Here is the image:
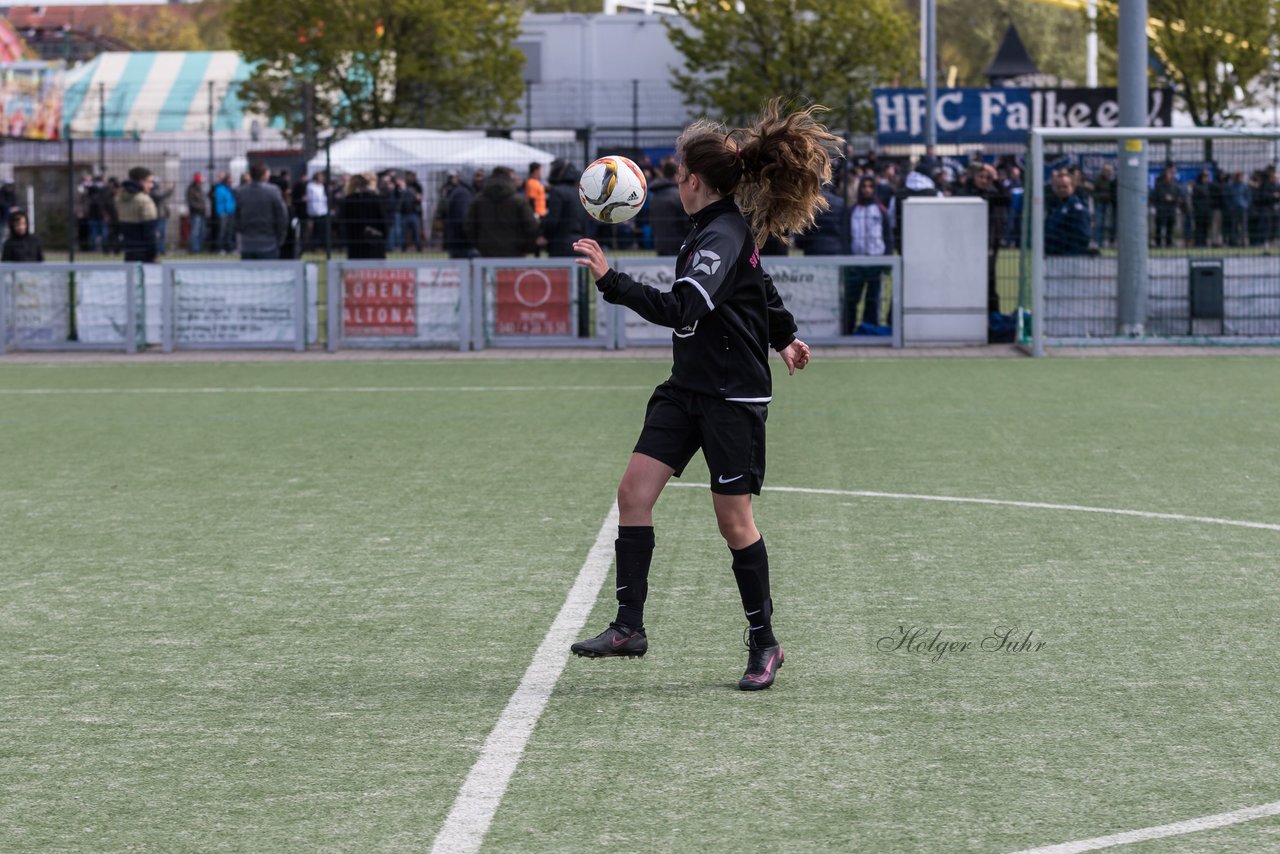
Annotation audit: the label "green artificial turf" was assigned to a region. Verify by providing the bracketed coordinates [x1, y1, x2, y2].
[2, 355, 1278, 852]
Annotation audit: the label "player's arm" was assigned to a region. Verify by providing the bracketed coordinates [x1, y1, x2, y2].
[575, 233, 735, 329]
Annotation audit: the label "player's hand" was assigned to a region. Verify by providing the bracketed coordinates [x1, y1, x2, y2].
[779, 338, 810, 375]
[573, 238, 609, 281]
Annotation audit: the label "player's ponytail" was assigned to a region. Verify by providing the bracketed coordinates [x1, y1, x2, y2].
[676, 99, 841, 247]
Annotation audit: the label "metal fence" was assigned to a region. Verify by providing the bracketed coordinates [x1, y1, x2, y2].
[4, 258, 907, 354]
[1024, 127, 1280, 354]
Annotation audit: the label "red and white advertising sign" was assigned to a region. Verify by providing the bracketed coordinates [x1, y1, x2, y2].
[494, 268, 571, 336]
[344, 268, 417, 336]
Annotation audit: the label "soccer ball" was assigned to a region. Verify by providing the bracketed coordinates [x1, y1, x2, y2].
[579, 155, 647, 224]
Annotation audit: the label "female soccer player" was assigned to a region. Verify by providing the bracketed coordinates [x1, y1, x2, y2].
[570, 100, 836, 690]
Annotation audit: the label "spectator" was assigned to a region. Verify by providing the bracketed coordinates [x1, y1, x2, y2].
[1151, 164, 1181, 248]
[648, 160, 688, 255]
[213, 173, 237, 254]
[793, 181, 845, 256]
[305, 171, 330, 252]
[338, 172, 387, 259]
[540, 158, 589, 257]
[442, 171, 475, 259]
[959, 162, 1010, 315]
[1092, 163, 1115, 248]
[73, 173, 89, 248]
[524, 161, 547, 221]
[186, 173, 209, 253]
[1257, 164, 1280, 244]
[271, 168, 291, 204]
[1224, 171, 1249, 247]
[234, 161, 289, 260]
[117, 166, 159, 263]
[400, 174, 423, 251]
[150, 178, 175, 255]
[1, 210, 43, 262]
[1191, 169, 1214, 247]
[380, 173, 402, 252]
[103, 178, 121, 254]
[465, 166, 538, 257]
[291, 171, 310, 243]
[843, 174, 894, 333]
[1045, 170, 1091, 256]
[1003, 164, 1024, 248]
[83, 175, 107, 252]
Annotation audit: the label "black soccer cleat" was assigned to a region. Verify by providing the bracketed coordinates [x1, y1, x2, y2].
[738, 636, 783, 691]
[571, 623, 648, 659]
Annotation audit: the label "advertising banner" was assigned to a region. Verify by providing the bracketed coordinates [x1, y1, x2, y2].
[873, 87, 1174, 145]
[494, 268, 571, 336]
[344, 267, 417, 336]
[612, 262, 674, 344]
[175, 269, 297, 344]
[9, 270, 67, 343]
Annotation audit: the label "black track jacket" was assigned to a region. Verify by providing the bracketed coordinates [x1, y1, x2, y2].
[594, 198, 798, 402]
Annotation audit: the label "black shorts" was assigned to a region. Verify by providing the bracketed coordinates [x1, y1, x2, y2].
[633, 383, 768, 495]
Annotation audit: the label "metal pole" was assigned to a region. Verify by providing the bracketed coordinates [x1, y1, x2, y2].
[324, 140, 332, 260]
[66, 129, 76, 262]
[1116, 0, 1149, 336]
[1087, 0, 1099, 88]
[526, 82, 533, 142]
[208, 80, 215, 176]
[1272, 1, 1278, 165]
[632, 79, 640, 153]
[924, 0, 937, 149]
[1030, 132, 1045, 357]
[97, 81, 106, 176]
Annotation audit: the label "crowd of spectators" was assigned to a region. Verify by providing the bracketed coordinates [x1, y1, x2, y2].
[11, 149, 1280, 266]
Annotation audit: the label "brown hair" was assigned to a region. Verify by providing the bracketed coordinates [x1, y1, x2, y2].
[676, 99, 841, 245]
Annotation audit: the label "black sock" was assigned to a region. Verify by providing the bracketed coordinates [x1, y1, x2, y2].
[613, 525, 654, 631]
[731, 537, 776, 647]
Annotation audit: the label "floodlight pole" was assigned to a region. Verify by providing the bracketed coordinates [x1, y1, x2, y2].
[1116, 0, 1149, 336]
[1086, 0, 1098, 88]
[924, 0, 937, 149]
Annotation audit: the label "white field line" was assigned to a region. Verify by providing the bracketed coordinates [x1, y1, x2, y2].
[429, 500, 619, 854]
[0, 385, 649, 395]
[1008, 799, 1280, 853]
[669, 483, 1280, 533]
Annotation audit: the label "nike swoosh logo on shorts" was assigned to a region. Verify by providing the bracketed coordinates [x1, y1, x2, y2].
[718, 474, 744, 484]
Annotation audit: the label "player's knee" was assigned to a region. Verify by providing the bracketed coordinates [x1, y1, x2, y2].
[616, 479, 655, 517]
[715, 516, 756, 546]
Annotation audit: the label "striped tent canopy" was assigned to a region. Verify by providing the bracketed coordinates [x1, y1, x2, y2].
[63, 51, 261, 138]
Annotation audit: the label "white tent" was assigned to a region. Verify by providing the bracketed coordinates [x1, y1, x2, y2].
[306, 128, 557, 180]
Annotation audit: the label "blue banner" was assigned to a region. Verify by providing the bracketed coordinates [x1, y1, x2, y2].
[873, 87, 1174, 145]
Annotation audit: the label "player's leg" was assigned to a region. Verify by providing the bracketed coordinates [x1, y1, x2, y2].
[611, 452, 674, 631]
[573, 387, 697, 660]
[703, 400, 782, 690]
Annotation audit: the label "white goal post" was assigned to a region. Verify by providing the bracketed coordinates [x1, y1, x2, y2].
[1027, 126, 1280, 356]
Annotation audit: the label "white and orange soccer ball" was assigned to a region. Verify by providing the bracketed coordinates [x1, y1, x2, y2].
[578, 155, 647, 224]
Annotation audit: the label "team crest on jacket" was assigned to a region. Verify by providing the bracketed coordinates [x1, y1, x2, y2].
[690, 249, 721, 277]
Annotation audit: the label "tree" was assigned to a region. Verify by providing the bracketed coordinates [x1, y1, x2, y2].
[665, 0, 917, 132]
[228, 0, 526, 139]
[937, 0, 1110, 88]
[523, 0, 600, 11]
[1097, 0, 1275, 128]
[192, 0, 234, 50]
[105, 7, 207, 52]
